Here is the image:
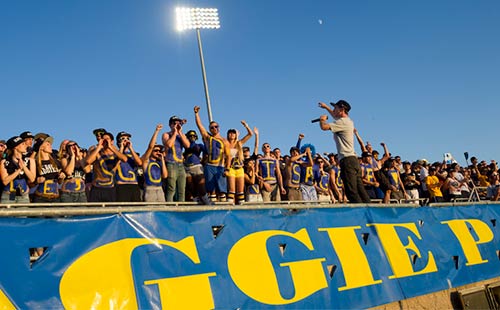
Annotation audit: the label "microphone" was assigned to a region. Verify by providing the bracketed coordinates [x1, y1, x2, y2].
[311, 116, 327, 123]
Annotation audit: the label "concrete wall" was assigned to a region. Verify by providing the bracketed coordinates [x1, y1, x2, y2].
[375, 277, 500, 310]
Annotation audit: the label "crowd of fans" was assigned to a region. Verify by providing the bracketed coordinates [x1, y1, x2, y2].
[1, 106, 498, 206]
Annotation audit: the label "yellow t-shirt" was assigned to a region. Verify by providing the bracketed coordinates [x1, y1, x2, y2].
[425, 175, 443, 198]
[478, 174, 490, 187]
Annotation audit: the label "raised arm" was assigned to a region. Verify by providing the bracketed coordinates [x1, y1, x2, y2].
[252, 127, 259, 157]
[354, 128, 368, 153]
[141, 124, 163, 163]
[304, 147, 313, 167]
[379, 142, 391, 164]
[318, 102, 335, 119]
[296, 133, 304, 149]
[239, 120, 253, 145]
[194, 106, 209, 140]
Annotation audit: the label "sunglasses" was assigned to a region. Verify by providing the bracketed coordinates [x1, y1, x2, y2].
[210, 125, 219, 129]
[263, 145, 270, 149]
[153, 149, 162, 153]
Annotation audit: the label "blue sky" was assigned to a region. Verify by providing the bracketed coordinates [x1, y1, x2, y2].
[1, 0, 499, 165]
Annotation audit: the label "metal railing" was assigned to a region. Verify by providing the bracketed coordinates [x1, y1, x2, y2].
[0, 199, 496, 217]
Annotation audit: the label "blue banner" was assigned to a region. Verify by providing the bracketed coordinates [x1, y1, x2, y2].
[1, 204, 500, 309]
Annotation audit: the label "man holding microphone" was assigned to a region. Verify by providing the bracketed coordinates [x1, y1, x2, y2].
[317, 100, 370, 203]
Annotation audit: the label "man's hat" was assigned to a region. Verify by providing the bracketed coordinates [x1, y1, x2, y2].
[169, 116, 183, 125]
[117, 131, 132, 141]
[93, 128, 107, 137]
[330, 100, 351, 112]
[20, 131, 34, 140]
[361, 151, 372, 158]
[153, 144, 164, 152]
[6, 136, 24, 149]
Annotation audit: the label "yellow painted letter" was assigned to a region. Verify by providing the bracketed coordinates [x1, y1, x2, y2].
[441, 219, 494, 266]
[368, 223, 437, 279]
[0, 289, 16, 310]
[319, 226, 382, 290]
[60, 237, 215, 309]
[144, 272, 217, 309]
[227, 229, 327, 305]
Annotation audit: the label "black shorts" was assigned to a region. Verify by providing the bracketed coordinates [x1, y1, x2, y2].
[116, 184, 142, 202]
[89, 186, 116, 202]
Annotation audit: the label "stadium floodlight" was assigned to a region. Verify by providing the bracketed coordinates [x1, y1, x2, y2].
[176, 7, 220, 123]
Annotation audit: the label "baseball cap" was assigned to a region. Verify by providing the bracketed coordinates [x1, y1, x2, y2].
[153, 144, 164, 152]
[169, 116, 183, 125]
[330, 100, 351, 112]
[93, 128, 107, 137]
[361, 151, 372, 157]
[20, 131, 34, 140]
[6, 136, 24, 149]
[117, 131, 132, 141]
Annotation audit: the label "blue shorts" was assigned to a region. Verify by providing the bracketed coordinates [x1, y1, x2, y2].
[204, 165, 227, 193]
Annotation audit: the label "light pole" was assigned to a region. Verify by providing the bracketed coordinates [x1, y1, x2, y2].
[176, 7, 220, 123]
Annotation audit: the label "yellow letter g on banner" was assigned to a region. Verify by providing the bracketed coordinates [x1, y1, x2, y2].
[59, 237, 211, 309]
[227, 229, 327, 305]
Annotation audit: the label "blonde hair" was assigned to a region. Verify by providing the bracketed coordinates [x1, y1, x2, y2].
[58, 140, 69, 161]
[36, 144, 60, 175]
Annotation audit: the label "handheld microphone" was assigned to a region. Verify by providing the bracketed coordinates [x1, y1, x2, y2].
[311, 116, 327, 123]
